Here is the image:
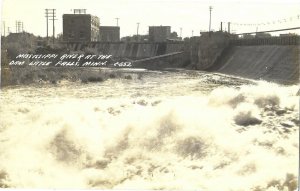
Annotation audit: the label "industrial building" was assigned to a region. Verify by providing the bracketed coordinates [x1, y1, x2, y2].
[63, 13, 100, 42]
[149, 26, 171, 42]
[99, 26, 120, 42]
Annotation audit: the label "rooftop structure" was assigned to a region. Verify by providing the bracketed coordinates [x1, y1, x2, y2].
[149, 26, 171, 42]
[63, 13, 99, 42]
[99, 26, 120, 42]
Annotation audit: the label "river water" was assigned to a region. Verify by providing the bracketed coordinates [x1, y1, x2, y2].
[0, 70, 298, 190]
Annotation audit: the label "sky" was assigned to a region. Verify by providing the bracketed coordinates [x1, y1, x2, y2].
[1, 0, 300, 38]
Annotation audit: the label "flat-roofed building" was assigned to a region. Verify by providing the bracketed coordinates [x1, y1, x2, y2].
[99, 26, 120, 42]
[63, 14, 99, 42]
[149, 26, 171, 42]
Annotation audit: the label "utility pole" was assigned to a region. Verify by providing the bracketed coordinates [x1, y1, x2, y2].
[45, 9, 49, 41]
[52, 9, 56, 44]
[14, 21, 22, 33]
[220, 22, 223, 32]
[115, 18, 119, 26]
[209, 6, 213, 32]
[137, 22, 140, 42]
[192, 30, 194, 36]
[228, 22, 231, 33]
[180, 27, 182, 38]
[18, 21, 20, 32]
[3, 21, 5, 36]
[16, 21, 22, 33]
[45, 9, 56, 44]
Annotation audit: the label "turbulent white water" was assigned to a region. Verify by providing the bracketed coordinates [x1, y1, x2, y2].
[0, 70, 298, 191]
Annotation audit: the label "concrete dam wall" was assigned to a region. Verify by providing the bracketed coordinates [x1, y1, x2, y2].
[207, 45, 300, 84]
[65, 42, 186, 59]
[64, 34, 299, 84]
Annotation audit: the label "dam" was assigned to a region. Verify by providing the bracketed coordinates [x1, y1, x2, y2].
[64, 41, 186, 59]
[63, 33, 300, 84]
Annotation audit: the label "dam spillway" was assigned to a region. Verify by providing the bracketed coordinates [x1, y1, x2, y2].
[207, 45, 299, 84]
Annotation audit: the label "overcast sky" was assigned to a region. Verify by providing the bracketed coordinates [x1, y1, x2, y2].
[1, 0, 300, 37]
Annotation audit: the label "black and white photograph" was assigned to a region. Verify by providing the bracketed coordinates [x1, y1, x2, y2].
[0, 0, 299, 190]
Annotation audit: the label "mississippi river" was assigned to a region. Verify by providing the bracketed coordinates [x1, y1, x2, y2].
[0, 70, 298, 191]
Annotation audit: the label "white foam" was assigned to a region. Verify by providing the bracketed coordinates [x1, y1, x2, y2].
[0, 78, 298, 190]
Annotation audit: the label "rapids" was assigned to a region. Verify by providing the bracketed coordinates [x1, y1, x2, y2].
[0, 70, 298, 191]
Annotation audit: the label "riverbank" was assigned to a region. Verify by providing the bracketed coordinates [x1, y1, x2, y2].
[0, 66, 140, 87]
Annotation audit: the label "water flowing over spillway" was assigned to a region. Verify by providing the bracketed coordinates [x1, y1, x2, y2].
[208, 45, 299, 84]
[0, 70, 298, 191]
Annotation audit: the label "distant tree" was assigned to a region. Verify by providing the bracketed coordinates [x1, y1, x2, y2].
[2, 32, 37, 59]
[1, 49, 9, 67]
[121, 36, 132, 42]
[184, 37, 190, 42]
[170, 32, 178, 39]
[5, 42, 24, 59]
[1, 49, 11, 86]
[56, 33, 63, 42]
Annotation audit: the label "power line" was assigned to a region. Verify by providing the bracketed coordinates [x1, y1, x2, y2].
[235, 27, 300, 35]
[229, 14, 300, 27]
[45, 9, 56, 44]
